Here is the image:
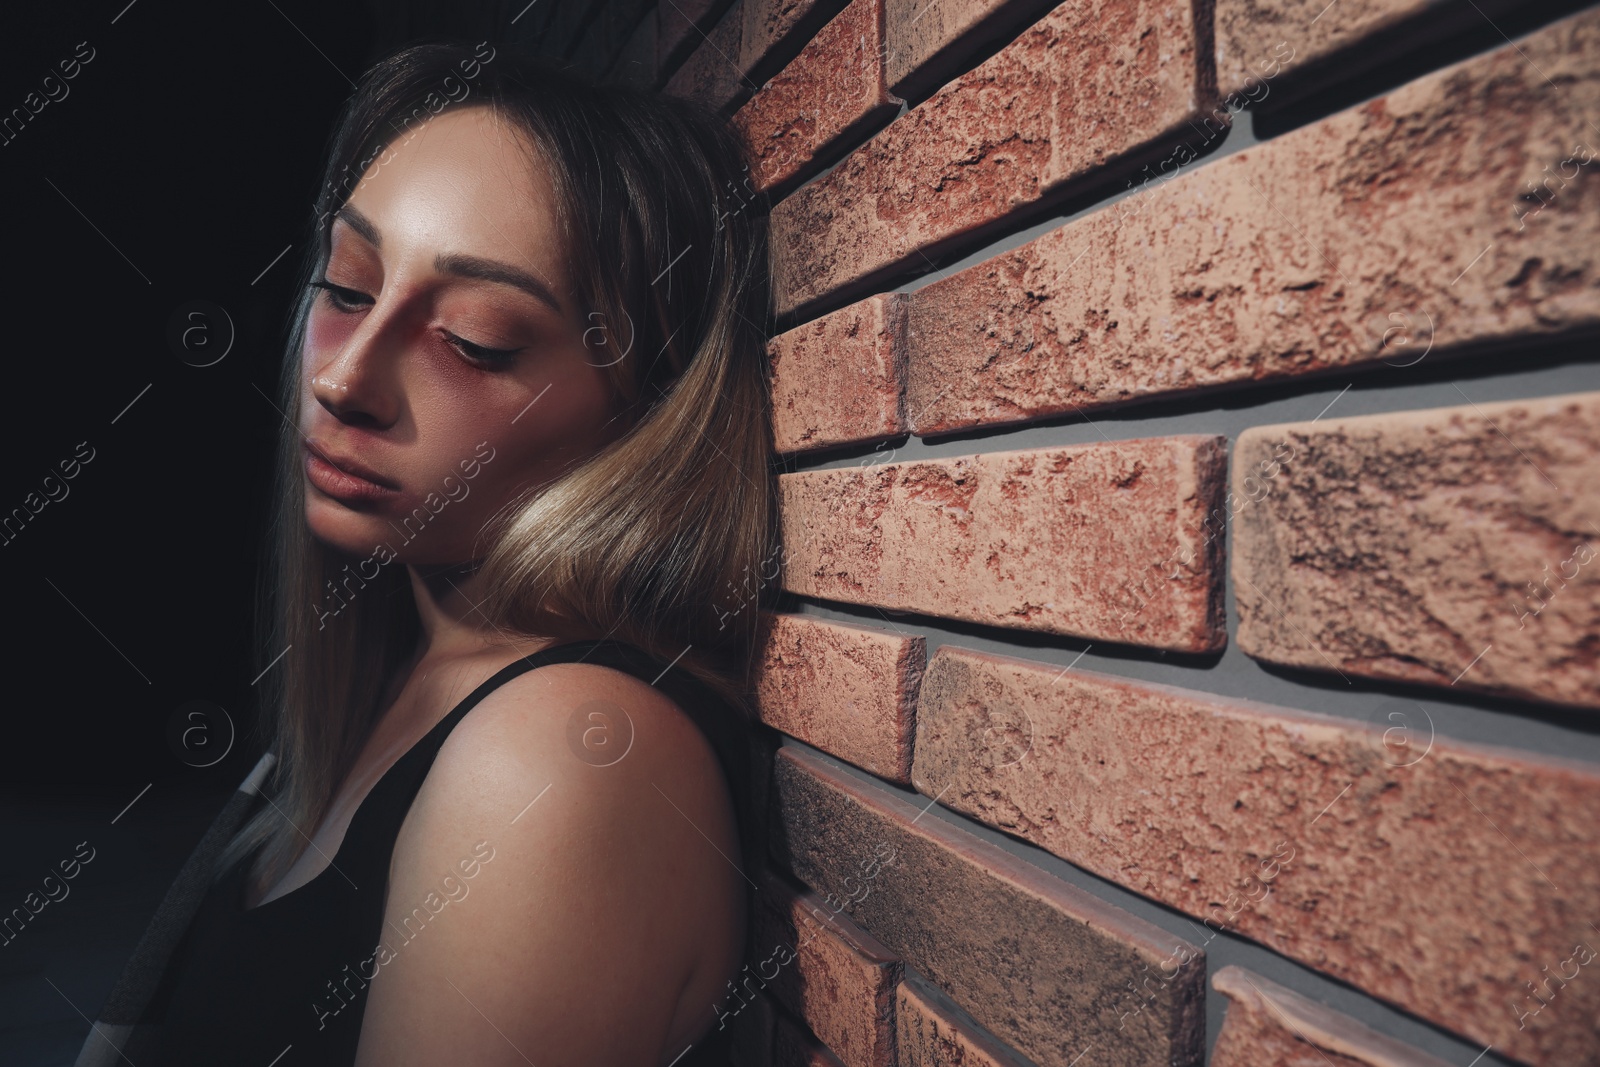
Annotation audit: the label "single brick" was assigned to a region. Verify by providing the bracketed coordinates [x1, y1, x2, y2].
[778, 437, 1229, 652]
[1213, 0, 1522, 101]
[770, 746, 1208, 1067]
[882, 0, 1059, 99]
[903, 9, 1600, 435]
[1210, 967, 1453, 1067]
[753, 869, 902, 1067]
[778, 1012, 852, 1067]
[911, 645, 1600, 1064]
[741, 0, 845, 78]
[769, 293, 909, 455]
[1233, 390, 1600, 709]
[664, 1, 752, 110]
[734, 0, 902, 194]
[754, 612, 923, 783]
[770, 0, 1208, 316]
[896, 974, 1037, 1067]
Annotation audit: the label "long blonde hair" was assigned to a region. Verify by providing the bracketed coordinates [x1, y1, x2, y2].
[217, 40, 777, 889]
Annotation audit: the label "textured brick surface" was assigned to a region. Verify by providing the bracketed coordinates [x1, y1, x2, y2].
[904, 9, 1600, 434]
[742, 0, 848, 79]
[778, 437, 1229, 652]
[1214, 0, 1382, 99]
[1210, 967, 1453, 1067]
[777, 1013, 852, 1067]
[754, 612, 923, 783]
[882, 0, 1058, 98]
[911, 645, 1600, 1065]
[770, 0, 1208, 316]
[734, 0, 901, 194]
[663, 0, 839, 109]
[664, 1, 751, 109]
[769, 294, 909, 455]
[1234, 390, 1600, 709]
[896, 975, 1036, 1067]
[1214, 0, 1519, 99]
[754, 870, 902, 1067]
[770, 746, 1208, 1067]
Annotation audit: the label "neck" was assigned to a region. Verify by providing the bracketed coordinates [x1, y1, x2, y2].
[405, 561, 507, 661]
[403, 560, 600, 664]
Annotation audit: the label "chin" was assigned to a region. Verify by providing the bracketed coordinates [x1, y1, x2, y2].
[304, 496, 395, 558]
[304, 494, 482, 568]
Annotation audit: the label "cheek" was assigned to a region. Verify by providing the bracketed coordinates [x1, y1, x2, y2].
[439, 425, 560, 513]
[407, 349, 496, 421]
[304, 305, 358, 365]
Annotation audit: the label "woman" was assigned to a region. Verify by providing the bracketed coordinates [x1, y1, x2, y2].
[78, 39, 777, 1067]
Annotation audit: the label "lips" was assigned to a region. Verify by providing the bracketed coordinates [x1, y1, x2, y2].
[303, 440, 400, 502]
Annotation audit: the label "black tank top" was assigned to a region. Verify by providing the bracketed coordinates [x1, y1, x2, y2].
[138, 638, 749, 1066]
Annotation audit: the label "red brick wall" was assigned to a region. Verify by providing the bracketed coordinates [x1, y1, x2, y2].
[577, 1, 1600, 1064]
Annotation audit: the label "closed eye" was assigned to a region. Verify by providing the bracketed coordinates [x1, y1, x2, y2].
[308, 278, 372, 313]
[309, 278, 522, 367]
[441, 330, 523, 366]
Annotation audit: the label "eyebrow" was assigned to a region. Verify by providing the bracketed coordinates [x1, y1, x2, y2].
[334, 204, 383, 248]
[434, 252, 566, 315]
[333, 204, 566, 315]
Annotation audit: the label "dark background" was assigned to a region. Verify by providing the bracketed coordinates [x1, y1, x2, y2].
[0, 0, 616, 803]
[0, 3, 623, 1062]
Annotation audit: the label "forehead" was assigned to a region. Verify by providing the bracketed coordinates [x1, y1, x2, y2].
[337, 105, 566, 275]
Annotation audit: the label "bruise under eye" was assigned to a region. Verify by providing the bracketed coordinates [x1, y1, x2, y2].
[304, 250, 539, 368]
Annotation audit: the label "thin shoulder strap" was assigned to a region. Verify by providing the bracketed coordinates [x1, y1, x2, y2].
[541, 639, 750, 776]
[407, 637, 751, 828]
[433, 637, 626, 734]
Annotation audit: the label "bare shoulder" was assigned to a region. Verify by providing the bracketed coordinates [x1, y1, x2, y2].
[428, 660, 741, 869]
[353, 658, 746, 1067]
[444, 658, 732, 796]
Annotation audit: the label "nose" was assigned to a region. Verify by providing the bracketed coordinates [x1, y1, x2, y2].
[308, 301, 404, 429]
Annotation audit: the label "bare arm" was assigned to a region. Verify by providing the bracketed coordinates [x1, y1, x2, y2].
[353, 662, 746, 1067]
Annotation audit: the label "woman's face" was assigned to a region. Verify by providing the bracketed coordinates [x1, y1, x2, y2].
[299, 104, 624, 566]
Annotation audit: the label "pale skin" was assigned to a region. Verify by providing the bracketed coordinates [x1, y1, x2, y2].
[250, 103, 746, 1065]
